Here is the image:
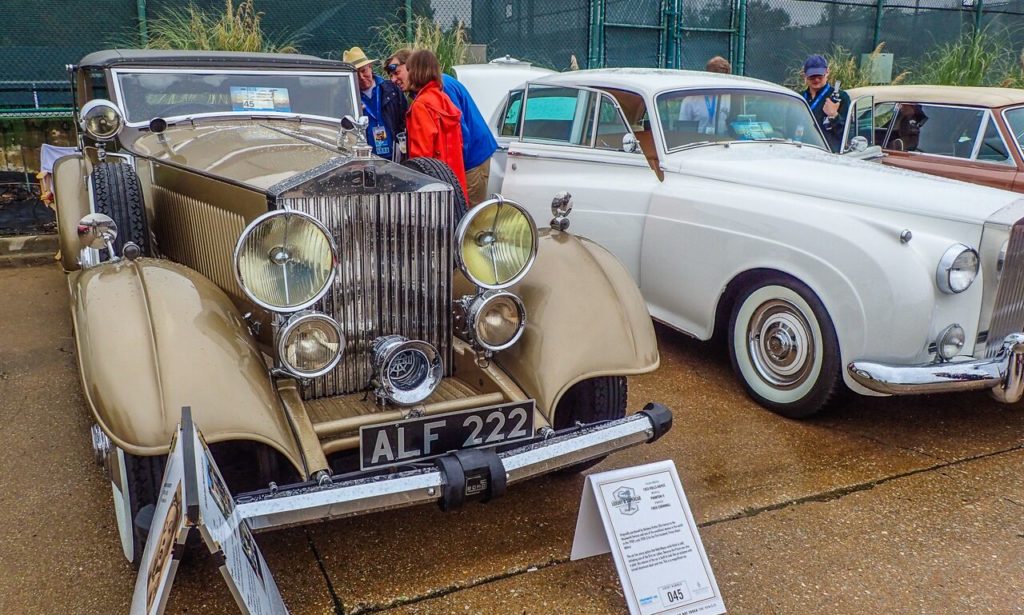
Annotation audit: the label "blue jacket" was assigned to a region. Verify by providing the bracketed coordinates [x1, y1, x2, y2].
[442, 74, 499, 170]
[361, 75, 408, 161]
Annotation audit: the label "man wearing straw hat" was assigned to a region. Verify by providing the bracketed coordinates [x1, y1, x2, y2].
[343, 46, 407, 161]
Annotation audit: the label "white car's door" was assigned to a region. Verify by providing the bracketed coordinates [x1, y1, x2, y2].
[498, 84, 659, 280]
[486, 89, 523, 196]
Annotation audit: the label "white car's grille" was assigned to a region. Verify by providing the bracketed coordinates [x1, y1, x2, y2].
[986, 219, 1024, 357]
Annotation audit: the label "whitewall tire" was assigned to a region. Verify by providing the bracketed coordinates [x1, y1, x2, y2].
[729, 276, 841, 418]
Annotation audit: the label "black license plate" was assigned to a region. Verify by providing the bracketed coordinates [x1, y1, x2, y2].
[359, 400, 536, 470]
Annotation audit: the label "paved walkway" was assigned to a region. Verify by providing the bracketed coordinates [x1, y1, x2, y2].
[1, 263, 1021, 614]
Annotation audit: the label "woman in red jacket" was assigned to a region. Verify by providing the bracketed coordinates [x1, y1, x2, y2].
[405, 50, 469, 202]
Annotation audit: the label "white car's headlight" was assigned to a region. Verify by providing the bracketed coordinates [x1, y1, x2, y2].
[234, 210, 337, 312]
[936, 244, 979, 294]
[79, 99, 124, 142]
[277, 312, 344, 378]
[455, 196, 538, 289]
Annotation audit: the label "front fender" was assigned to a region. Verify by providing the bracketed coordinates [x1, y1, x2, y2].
[493, 230, 659, 419]
[70, 258, 304, 475]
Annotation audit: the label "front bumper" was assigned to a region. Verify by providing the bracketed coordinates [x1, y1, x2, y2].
[848, 333, 1024, 403]
[236, 404, 672, 531]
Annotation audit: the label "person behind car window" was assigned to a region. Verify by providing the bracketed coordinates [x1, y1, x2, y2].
[893, 103, 928, 152]
[800, 54, 850, 153]
[387, 48, 498, 206]
[403, 50, 469, 202]
[343, 46, 407, 162]
[678, 56, 732, 135]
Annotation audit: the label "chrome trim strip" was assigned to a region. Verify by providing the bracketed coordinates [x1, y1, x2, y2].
[236, 412, 662, 532]
[848, 333, 1024, 401]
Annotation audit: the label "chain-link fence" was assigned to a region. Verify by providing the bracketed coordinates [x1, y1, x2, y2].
[2, 0, 1024, 175]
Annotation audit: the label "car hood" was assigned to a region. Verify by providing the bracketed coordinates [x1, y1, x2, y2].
[127, 121, 345, 192]
[663, 143, 1018, 224]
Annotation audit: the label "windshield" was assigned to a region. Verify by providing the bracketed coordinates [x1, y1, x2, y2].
[113, 69, 358, 125]
[656, 88, 827, 151]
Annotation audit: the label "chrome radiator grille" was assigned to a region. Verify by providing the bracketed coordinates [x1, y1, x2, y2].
[284, 190, 454, 398]
[986, 219, 1024, 357]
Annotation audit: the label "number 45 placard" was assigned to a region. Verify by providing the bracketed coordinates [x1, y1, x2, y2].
[571, 460, 726, 615]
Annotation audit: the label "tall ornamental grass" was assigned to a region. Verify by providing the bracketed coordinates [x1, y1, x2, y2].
[373, 16, 469, 75]
[144, 0, 299, 53]
[913, 26, 1006, 86]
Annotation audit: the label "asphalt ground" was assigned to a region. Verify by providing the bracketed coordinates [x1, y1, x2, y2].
[1, 262, 1022, 614]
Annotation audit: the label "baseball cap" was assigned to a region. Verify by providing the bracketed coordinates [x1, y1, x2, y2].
[803, 54, 828, 77]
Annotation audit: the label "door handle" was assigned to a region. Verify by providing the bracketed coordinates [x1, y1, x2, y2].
[508, 150, 539, 158]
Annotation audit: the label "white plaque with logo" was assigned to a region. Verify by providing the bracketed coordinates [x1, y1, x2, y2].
[571, 460, 725, 615]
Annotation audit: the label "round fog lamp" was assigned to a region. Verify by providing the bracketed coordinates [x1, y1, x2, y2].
[455, 196, 538, 290]
[371, 335, 443, 406]
[235, 210, 337, 312]
[936, 324, 965, 361]
[277, 312, 344, 377]
[465, 290, 526, 351]
[79, 99, 124, 142]
[936, 244, 979, 294]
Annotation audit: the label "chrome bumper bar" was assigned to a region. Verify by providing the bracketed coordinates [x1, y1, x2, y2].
[236, 404, 672, 531]
[848, 333, 1024, 403]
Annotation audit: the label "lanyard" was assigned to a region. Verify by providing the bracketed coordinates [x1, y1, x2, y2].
[806, 84, 831, 112]
[362, 83, 383, 124]
[704, 96, 717, 123]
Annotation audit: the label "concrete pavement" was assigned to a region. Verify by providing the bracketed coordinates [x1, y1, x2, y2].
[1, 263, 1021, 614]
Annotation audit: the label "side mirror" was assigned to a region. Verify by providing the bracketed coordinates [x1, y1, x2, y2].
[622, 133, 641, 154]
[77, 213, 118, 251]
[891, 138, 905, 152]
[848, 136, 869, 153]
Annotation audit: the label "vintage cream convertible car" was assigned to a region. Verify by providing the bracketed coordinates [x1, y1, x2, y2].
[479, 68, 1024, 418]
[54, 50, 672, 566]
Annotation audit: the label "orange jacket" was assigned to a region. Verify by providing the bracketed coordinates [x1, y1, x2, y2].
[406, 80, 469, 201]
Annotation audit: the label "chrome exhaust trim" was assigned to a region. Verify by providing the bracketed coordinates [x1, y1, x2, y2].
[236, 404, 672, 532]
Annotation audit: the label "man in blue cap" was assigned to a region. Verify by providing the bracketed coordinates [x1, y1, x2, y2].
[801, 54, 850, 153]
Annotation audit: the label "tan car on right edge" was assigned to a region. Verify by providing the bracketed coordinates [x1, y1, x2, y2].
[849, 85, 1024, 192]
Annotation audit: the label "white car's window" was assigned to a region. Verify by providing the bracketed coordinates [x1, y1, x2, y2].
[594, 95, 632, 151]
[882, 103, 984, 158]
[499, 90, 524, 137]
[521, 85, 598, 146]
[114, 69, 358, 124]
[655, 89, 827, 151]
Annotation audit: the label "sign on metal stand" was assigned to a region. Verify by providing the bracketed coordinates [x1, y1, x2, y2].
[129, 407, 289, 615]
[571, 460, 726, 615]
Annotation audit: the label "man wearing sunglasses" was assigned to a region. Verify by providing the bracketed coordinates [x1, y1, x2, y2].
[801, 54, 850, 153]
[343, 46, 408, 161]
[386, 49, 498, 206]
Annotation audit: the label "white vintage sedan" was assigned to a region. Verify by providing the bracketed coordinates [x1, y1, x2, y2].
[475, 67, 1024, 418]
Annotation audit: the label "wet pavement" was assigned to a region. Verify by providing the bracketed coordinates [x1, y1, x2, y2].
[1, 263, 1022, 614]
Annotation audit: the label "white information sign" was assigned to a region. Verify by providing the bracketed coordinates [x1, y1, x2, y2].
[130, 432, 188, 615]
[193, 433, 288, 615]
[571, 460, 725, 615]
[130, 408, 289, 615]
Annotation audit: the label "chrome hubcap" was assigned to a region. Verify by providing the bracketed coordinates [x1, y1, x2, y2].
[747, 299, 815, 389]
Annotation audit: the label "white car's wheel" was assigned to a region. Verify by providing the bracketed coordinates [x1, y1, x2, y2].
[729, 276, 840, 418]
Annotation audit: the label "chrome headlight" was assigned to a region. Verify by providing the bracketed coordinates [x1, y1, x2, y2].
[935, 324, 965, 361]
[936, 244, 979, 294]
[277, 312, 344, 378]
[371, 335, 443, 406]
[79, 99, 124, 142]
[458, 290, 527, 351]
[455, 196, 538, 289]
[234, 210, 337, 312]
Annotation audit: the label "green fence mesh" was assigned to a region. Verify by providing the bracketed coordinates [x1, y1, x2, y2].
[1, 0, 1023, 173]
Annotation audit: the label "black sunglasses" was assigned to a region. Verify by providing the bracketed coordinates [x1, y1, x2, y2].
[385, 62, 403, 75]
